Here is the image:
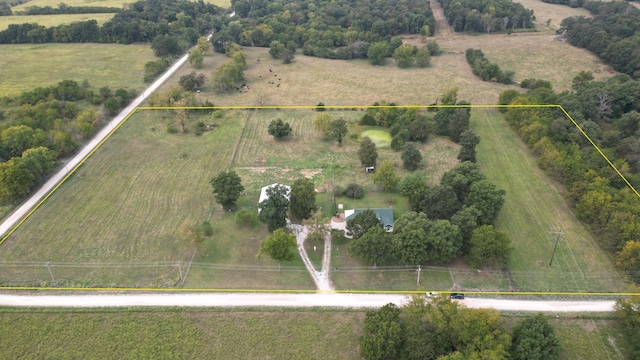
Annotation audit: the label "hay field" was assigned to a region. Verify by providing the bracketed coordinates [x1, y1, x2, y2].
[0, 43, 155, 96]
[0, 13, 115, 29]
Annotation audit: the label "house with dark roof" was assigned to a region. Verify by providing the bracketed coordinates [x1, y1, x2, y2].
[344, 208, 394, 232]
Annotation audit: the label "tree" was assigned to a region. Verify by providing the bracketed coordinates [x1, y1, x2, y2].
[360, 303, 403, 360]
[614, 296, 640, 359]
[0, 125, 35, 158]
[458, 130, 481, 162]
[330, 119, 348, 145]
[401, 143, 422, 171]
[374, 161, 399, 191]
[346, 209, 382, 240]
[268, 119, 293, 140]
[349, 226, 393, 267]
[393, 44, 416, 68]
[421, 185, 461, 220]
[465, 180, 506, 226]
[103, 97, 121, 115]
[400, 172, 428, 211]
[151, 34, 183, 57]
[451, 205, 481, 254]
[448, 108, 470, 143]
[290, 178, 316, 220]
[235, 209, 258, 228]
[210, 170, 244, 211]
[467, 225, 513, 269]
[441, 161, 486, 204]
[282, 48, 295, 64]
[511, 314, 560, 360]
[393, 212, 462, 265]
[188, 48, 204, 68]
[304, 210, 329, 243]
[367, 41, 388, 66]
[358, 136, 378, 167]
[616, 241, 640, 282]
[415, 46, 431, 67]
[21, 146, 56, 184]
[312, 113, 332, 139]
[196, 36, 212, 54]
[0, 158, 34, 204]
[269, 40, 285, 59]
[179, 72, 206, 92]
[257, 228, 297, 269]
[212, 60, 243, 92]
[177, 218, 203, 253]
[427, 41, 442, 56]
[258, 184, 290, 232]
[441, 86, 459, 105]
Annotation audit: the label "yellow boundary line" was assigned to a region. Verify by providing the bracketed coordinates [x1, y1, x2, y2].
[0, 286, 638, 296]
[0, 104, 638, 295]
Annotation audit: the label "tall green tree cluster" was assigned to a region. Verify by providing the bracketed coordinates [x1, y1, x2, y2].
[0, 0, 221, 45]
[561, 2, 640, 79]
[466, 49, 514, 84]
[212, 45, 247, 92]
[215, 0, 435, 62]
[360, 297, 560, 360]
[440, 0, 534, 33]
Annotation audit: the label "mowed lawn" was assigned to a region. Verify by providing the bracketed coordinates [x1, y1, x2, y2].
[0, 43, 155, 96]
[0, 13, 115, 29]
[0, 308, 364, 359]
[472, 109, 624, 292]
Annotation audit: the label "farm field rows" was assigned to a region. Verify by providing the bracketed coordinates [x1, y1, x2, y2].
[0, 43, 155, 96]
[0, 307, 627, 360]
[0, 13, 115, 29]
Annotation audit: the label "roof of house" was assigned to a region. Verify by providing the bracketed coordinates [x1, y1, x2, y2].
[258, 183, 291, 211]
[344, 208, 394, 228]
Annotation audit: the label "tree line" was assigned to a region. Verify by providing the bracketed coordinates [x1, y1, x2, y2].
[499, 73, 640, 283]
[361, 297, 560, 360]
[0, 80, 133, 206]
[14, 4, 122, 15]
[0, 0, 222, 47]
[439, 0, 535, 33]
[211, 0, 434, 61]
[465, 48, 514, 84]
[560, 1, 640, 79]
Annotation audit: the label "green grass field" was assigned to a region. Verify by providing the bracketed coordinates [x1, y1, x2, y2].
[0, 307, 627, 360]
[472, 109, 625, 293]
[0, 308, 364, 359]
[0, 43, 155, 96]
[0, 13, 115, 29]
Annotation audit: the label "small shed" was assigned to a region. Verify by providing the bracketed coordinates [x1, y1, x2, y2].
[258, 183, 291, 213]
[345, 208, 394, 232]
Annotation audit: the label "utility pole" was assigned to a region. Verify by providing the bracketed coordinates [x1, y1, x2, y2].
[548, 231, 563, 266]
[417, 265, 421, 286]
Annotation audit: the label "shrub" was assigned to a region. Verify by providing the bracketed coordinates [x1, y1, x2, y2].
[331, 229, 347, 245]
[198, 221, 213, 236]
[345, 183, 364, 199]
[235, 209, 257, 228]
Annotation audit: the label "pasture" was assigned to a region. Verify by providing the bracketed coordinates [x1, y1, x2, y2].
[0, 308, 364, 359]
[0, 43, 155, 96]
[0, 13, 115, 29]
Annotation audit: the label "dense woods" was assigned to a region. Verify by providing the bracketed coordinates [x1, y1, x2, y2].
[213, 0, 434, 60]
[0, 80, 134, 205]
[499, 73, 640, 283]
[560, 1, 640, 79]
[439, 0, 534, 33]
[0, 0, 222, 47]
